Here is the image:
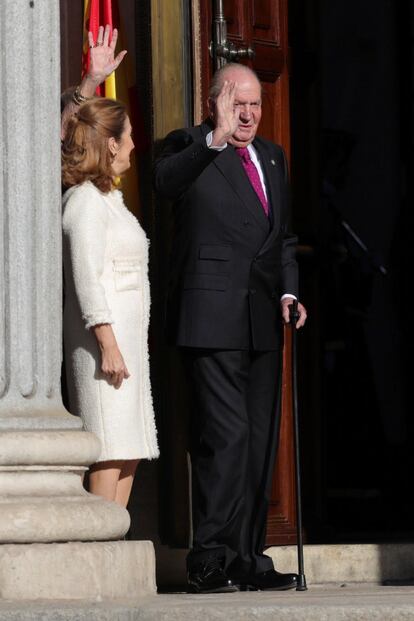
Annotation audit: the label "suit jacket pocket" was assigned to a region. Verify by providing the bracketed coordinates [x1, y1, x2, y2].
[184, 273, 229, 291]
[113, 258, 142, 291]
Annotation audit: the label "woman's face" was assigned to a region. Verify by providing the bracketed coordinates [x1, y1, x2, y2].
[111, 116, 134, 176]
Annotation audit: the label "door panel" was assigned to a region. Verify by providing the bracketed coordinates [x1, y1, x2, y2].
[223, 0, 244, 36]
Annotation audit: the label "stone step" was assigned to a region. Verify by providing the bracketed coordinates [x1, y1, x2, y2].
[267, 543, 414, 584]
[156, 543, 414, 588]
[1, 585, 414, 621]
[0, 541, 156, 601]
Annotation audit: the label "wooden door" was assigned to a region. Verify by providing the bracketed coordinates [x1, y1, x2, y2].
[196, 0, 297, 545]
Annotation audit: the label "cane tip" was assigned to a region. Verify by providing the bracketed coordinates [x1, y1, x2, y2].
[296, 575, 308, 591]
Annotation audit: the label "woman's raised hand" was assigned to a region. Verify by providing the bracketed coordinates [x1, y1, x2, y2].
[87, 25, 127, 87]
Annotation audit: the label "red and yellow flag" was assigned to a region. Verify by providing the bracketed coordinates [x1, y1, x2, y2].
[82, 0, 116, 98]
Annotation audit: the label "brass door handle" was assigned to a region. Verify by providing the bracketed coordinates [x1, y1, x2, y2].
[210, 0, 255, 69]
[213, 41, 255, 62]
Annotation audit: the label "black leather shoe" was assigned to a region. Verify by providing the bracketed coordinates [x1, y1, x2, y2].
[188, 557, 239, 593]
[235, 569, 298, 591]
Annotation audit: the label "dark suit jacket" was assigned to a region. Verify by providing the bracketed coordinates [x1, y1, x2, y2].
[154, 122, 299, 351]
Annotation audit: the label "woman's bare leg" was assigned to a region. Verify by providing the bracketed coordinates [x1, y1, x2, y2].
[89, 460, 124, 502]
[115, 459, 140, 507]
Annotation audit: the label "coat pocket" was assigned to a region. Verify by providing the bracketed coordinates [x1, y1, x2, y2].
[113, 258, 142, 292]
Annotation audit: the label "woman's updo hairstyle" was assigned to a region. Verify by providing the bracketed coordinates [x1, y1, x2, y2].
[62, 97, 127, 193]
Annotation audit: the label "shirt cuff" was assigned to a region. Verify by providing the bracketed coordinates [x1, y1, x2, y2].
[281, 294, 297, 301]
[206, 130, 227, 151]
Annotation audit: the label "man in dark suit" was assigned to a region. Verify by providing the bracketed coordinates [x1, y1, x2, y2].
[154, 63, 307, 593]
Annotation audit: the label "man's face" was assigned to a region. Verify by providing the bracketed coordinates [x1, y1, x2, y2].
[211, 70, 262, 148]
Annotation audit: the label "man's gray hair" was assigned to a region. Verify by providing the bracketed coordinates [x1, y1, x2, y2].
[208, 63, 262, 100]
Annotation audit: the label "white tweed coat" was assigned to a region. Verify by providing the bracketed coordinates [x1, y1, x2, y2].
[62, 181, 159, 462]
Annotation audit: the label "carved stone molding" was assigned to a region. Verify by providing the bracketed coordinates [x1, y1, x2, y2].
[0, 0, 65, 420]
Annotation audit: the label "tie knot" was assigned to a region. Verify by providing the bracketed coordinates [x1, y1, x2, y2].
[235, 147, 250, 163]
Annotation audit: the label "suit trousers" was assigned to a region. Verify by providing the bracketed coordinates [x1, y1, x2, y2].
[182, 348, 282, 576]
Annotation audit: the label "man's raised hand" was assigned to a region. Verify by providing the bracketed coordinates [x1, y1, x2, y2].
[211, 81, 240, 147]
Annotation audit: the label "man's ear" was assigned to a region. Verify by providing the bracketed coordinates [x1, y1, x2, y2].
[108, 136, 119, 156]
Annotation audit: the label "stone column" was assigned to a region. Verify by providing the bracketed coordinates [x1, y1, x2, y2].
[0, 0, 129, 542]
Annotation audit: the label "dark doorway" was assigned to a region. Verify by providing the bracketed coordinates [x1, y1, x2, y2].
[289, 0, 413, 542]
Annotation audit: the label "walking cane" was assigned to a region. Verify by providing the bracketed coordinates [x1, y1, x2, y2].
[289, 300, 307, 591]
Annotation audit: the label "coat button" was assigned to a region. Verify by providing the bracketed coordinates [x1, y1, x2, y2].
[249, 288, 257, 295]
[243, 220, 250, 225]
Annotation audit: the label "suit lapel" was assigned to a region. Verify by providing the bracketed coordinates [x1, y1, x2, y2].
[253, 138, 281, 236]
[213, 144, 270, 233]
[199, 123, 282, 238]
[197, 121, 269, 232]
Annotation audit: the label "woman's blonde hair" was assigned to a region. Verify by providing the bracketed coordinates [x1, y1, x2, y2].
[62, 97, 127, 193]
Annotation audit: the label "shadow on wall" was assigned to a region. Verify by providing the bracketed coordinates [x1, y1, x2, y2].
[128, 458, 189, 591]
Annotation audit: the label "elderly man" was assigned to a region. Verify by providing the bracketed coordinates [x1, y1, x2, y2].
[154, 63, 307, 594]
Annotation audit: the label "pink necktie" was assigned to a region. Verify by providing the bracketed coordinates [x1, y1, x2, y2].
[236, 147, 269, 217]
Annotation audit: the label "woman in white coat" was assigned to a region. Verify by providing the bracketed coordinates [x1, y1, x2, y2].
[61, 98, 159, 507]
